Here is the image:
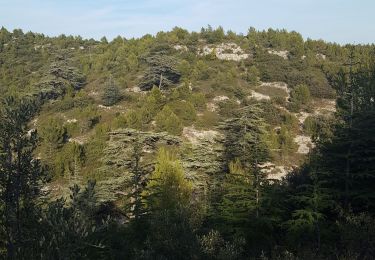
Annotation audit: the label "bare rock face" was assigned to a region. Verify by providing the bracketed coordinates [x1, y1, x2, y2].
[207, 102, 218, 112]
[294, 135, 315, 154]
[173, 45, 188, 52]
[316, 53, 327, 60]
[183, 126, 222, 145]
[296, 112, 311, 124]
[207, 95, 230, 112]
[127, 86, 142, 93]
[198, 43, 250, 61]
[68, 136, 87, 145]
[267, 49, 289, 60]
[258, 162, 293, 180]
[248, 90, 271, 101]
[66, 118, 78, 124]
[213, 95, 230, 102]
[315, 99, 336, 115]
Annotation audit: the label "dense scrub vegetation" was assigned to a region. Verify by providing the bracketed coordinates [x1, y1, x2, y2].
[0, 25, 375, 259]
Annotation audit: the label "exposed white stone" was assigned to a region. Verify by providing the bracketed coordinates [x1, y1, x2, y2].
[188, 82, 193, 91]
[66, 119, 78, 124]
[198, 43, 250, 61]
[27, 129, 36, 137]
[296, 112, 311, 124]
[207, 102, 218, 112]
[89, 91, 99, 96]
[267, 49, 289, 60]
[248, 90, 270, 101]
[270, 166, 290, 180]
[294, 135, 315, 154]
[173, 45, 188, 52]
[315, 99, 336, 115]
[68, 137, 86, 145]
[213, 95, 230, 102]
[98, 104, 112, 110]
[183, 126, 221, 145]
[127, 86, 142, 93]
[259, 162, 292, 180]
[316, 53, 327, 60]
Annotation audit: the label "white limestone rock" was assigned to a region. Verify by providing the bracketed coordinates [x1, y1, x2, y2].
[294, 135, 315, 154]
[267, 49, 289, 60]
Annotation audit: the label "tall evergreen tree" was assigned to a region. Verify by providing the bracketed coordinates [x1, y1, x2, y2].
[221, 104, 270, 220]
[0, 96, 44, 259]
[140, 54, 181, 91]
[101, 77, 122, 106]
[142, 148, 199, 259]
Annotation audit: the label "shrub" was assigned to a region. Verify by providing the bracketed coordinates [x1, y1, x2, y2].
[291, 84, 311, 104]
[196, 111, 220, 128]
[189, 93, 207, 110]
[169, 100, 197, 124]
[102, 79, 122, 106]
[114, 109, 142, 130]
[246, 66, 260, 85]
[155, 106, 183, 135]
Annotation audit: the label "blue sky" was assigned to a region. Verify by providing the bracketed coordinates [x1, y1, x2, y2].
[0, 0, 374, 44]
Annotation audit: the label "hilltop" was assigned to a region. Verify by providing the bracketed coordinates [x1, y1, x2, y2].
[1, 26, 375, 259]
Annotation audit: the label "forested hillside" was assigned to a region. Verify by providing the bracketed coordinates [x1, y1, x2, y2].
[0, 26, 374, 259]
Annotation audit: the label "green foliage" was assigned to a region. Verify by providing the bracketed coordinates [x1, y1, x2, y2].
[0, 96, 45, 259]
[278, 125, 296, 156]
[1, 25, 375, 259]
[139, 87, 166, 125]
[40, 181, 108, 259]
[169, 100, 197, 124]
[54, 142, 85, 178]
[140, 54, 181, 91]
[155, 105, 183, 135]
[36, 56, 85, 99]
[39, 117, 67, 162]
[101, 78, 122, 106]
[144, 147, 192, 211]
[114, 109, 142, 130]
[142, 148, 200, 259]
[289, 84, 311, 112]
[246, 65, 260, 85]
[196, 110, 220, 128]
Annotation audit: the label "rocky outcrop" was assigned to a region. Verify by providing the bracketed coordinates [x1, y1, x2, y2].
[294, 135, 315, 154]
[173, 45, 188, 52]
[248, 90, 271, 101]
[198, 43, 250, 61]
[316, 53, 327, 60]
[207, 95, 230, 112]
[267, 49, 289, 60]
[259, 162, 293, 180]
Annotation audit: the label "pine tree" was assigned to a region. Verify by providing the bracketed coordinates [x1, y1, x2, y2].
[125, 139, 146, 220]
[39, 117, 67, 161]
[101, 77, 122, 106]
[142, 148, 198, 259]
[155, 105, 183, 135]
[0, 96, 45, 259]
[223, 105, 270, 217]
[140, 54, 181, 91]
